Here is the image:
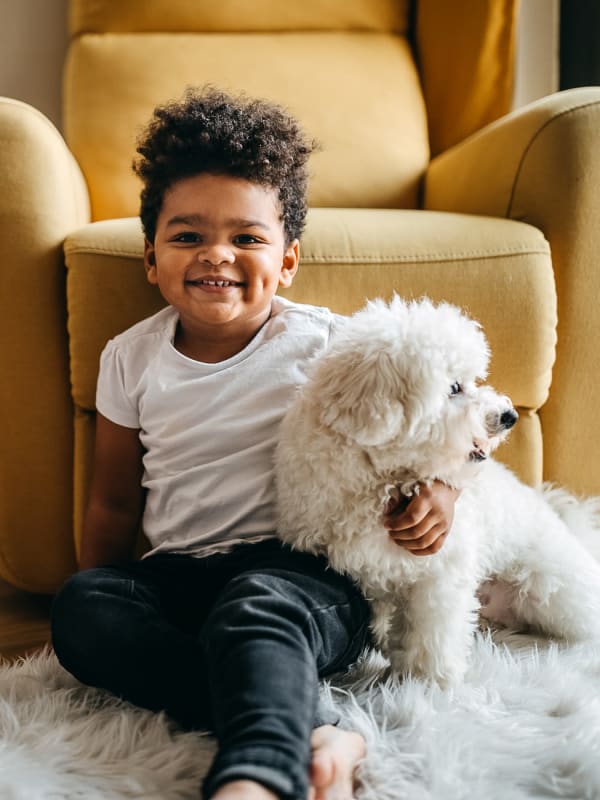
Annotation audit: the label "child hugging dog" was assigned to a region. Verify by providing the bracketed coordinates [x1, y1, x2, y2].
[51, 88, 460, 800]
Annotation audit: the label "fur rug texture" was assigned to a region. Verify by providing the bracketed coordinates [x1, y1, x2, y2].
[2, 634, 600, 799]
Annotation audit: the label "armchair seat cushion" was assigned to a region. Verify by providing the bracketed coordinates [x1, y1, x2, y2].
[66, 209, 554, 498]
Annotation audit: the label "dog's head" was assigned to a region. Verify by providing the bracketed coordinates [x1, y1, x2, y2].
[311, 296, 516, 482]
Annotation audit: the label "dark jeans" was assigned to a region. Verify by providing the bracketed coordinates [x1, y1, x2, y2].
[51, 539, 371, 800]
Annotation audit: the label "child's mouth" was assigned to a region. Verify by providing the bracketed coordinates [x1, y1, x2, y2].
[187, 279, 243, 288]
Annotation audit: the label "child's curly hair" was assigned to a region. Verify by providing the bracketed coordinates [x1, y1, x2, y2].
[133, 87, 318, 244]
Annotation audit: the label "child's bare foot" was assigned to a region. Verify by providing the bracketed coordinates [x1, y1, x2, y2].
[209, 726, 365, 800]
[309, 724, 366, 800]
[211, 779, 279, 800]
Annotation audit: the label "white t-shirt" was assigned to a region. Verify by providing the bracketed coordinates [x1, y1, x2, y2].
[96, 296, 335, 558]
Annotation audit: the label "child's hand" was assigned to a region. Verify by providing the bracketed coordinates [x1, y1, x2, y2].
[383, 481, 459, 556]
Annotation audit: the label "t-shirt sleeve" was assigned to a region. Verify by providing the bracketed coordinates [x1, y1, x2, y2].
[329, 311, 349, 339]
[95, 341, 140, 429]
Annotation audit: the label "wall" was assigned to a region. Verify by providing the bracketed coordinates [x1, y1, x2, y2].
[0, 0, 69, 129]
[513, 0, 560, 107]
[0, 0, 558, 133]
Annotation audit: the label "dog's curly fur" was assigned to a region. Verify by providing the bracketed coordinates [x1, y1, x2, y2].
[275, 296, 600, 685]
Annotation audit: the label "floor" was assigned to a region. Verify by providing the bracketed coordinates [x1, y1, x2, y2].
[0, 578, 52, 661]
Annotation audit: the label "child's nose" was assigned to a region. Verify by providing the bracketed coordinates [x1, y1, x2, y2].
[198, 243, 235, 265]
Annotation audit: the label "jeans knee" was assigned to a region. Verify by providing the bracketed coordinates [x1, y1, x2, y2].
[204, 572, 303, 637]
[51, 568, 132, 668]
[52, 570, 93, 629]
[203, 568, 370, 676]
[202, 572, 325, 675]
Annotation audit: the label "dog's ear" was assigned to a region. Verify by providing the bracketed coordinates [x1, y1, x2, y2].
[313, 346, 406, 447]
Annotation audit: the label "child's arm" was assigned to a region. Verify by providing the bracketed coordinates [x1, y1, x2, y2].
[78, 413, 145, 570]
[383, 481, 459, 557]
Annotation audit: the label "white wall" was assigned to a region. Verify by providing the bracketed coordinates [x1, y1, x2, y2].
[0, 0, 558, 131]
[0, 0, 69, 129]
[513, 0, 560, 108]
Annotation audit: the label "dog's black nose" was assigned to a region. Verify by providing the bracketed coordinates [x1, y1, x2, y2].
[500, 409, 518, 429]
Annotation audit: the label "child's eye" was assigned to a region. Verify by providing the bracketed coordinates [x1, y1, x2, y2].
[173, 232, 201, 243]
[234, 234, 261, 245]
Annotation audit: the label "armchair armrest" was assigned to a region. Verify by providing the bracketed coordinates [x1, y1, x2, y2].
[0, 98, 90, 591]
[425, 87, 600, 496]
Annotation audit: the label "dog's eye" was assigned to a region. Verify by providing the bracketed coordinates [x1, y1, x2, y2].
[450, 382, 463, 396]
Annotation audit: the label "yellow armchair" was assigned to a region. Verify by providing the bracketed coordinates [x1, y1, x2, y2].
[1, 0, 597, 593]
[425, 89, 600, 497]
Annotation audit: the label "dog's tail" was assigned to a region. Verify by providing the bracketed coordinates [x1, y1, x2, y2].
[541, 483, 600, 562]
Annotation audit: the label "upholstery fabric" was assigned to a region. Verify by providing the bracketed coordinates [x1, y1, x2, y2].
[426, 88, 600, 496]
[69, 0, 410, 34]
[65, 213, 554, 414]
[64, 32, 428, 220]
[416, 0, 517, 155]
[66, 0, 517, 212]
[0, 98, 88, 592]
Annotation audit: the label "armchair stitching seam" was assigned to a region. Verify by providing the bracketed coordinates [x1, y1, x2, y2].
[301, 248, 549, 263]
[65, 247, 549, 263]
[507, 99, 600, 218]
[65, 248, 143, 258]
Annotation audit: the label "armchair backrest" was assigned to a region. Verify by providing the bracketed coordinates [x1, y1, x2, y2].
[64, 0, 517, 222]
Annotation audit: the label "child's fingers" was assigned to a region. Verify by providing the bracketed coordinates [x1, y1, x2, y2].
[388, 518, 438, 544]
[384, 506, 427, 530]
[385, 501, 437, 533]
[391, 522, 448, 553]
[406, 531, 448, 556]
[383, 493, 411, 516]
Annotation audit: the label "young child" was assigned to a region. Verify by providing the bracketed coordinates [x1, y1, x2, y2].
[51, 88, 458, 800]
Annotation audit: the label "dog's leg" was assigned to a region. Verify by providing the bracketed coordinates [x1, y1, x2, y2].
[368, 597, 396, 652]
[505, 532, 600, 641]
[387, 573, 480, 687]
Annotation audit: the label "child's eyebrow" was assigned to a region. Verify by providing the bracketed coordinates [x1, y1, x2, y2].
[166, 214, 271, 231]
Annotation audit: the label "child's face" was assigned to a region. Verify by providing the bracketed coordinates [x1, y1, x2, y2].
[145, 173, 299, 337]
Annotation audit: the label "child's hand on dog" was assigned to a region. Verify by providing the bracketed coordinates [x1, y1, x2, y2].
[384, 481, 460, 556]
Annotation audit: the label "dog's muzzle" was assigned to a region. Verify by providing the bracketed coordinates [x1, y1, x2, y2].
[470, 407, 518, 461]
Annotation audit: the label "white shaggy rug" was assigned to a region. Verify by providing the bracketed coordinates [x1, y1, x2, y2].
[2, 633, 600, 799]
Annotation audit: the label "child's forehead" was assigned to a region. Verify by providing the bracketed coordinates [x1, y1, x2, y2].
[170, 171, 277, 195]
[158, 172, 284, 229]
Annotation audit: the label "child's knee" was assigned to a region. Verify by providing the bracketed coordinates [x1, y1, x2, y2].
[51, 568, 133, 665]
[203, 572, 307, 648]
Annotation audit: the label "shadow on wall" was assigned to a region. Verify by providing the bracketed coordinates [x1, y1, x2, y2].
[0, 0, 69, 130]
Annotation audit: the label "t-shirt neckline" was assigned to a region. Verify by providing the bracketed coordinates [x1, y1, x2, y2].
[165, 301, 283, 372]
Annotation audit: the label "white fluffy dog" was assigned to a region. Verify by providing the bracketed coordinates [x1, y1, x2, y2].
[275, 296, 600, 686]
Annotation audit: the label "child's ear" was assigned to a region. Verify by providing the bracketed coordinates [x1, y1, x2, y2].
[279, 239, 300, 288]
[144, 239, 158, 284]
